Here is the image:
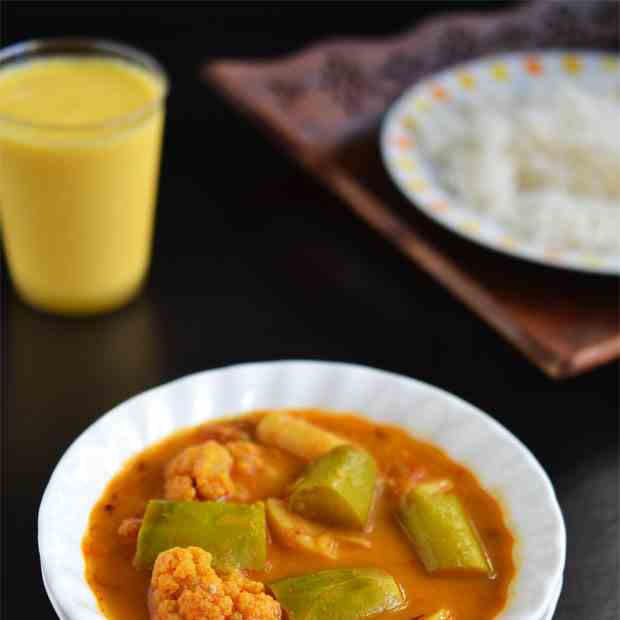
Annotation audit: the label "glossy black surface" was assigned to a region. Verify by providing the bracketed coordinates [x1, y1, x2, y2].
[2, 3, 618, 619]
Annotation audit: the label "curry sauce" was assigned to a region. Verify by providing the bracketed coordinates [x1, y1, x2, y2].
[83, 410, 515, 619]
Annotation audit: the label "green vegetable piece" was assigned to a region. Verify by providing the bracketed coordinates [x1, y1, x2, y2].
[289, 445, 377, 529]
[134, 500, 267, 570]
[399, 479, 494, 575]
[270, 568, 405, 620]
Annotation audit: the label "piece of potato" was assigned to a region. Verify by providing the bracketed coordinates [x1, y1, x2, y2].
[256, 412, 347, 461]
[399, 479, 494, 576]
[269, 567, 404, 620]
[266, 498, 371, 559]
[289, 445, 377, 530]
[134, 500, 267, 571]
[266, 498, 339, 559]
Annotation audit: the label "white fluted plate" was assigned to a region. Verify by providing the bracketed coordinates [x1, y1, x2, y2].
[39, 360, 565, 620]
[542, 578, 563, 620]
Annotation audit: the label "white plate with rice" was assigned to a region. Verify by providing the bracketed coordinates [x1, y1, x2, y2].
[381, 51, 620, 275]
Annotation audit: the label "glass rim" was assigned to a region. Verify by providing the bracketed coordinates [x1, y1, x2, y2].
[0, 37, 169, 132]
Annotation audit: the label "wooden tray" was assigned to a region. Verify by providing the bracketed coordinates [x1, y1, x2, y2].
[204, 0, 620, 378]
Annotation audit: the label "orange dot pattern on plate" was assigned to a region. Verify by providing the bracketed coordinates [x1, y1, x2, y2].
[525, 56, 543, 76]
[490, 63, 509, 81]
[430, 201, 449, 214]
[544, 248, 563, 260]
[582, 255, 604, 268]
[460, 220, 481, 235]
[458, 72, 476, 89]
[395, 157, 415, 173]
[406, 178, 428, 192]
[431, 85, 449, 101]
[393, 134, 413, 149]
[499, 235, 518, 249]
[414, 98, 431, 113]
[401, 115, 417, 130]
[562, 54, 582, 74]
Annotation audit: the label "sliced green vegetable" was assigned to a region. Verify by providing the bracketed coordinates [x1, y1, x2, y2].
[399, 479, 493, 575]
[289, 445, 377, 529]
[270, 568, 404, 620]
[134, 500, 266, 570]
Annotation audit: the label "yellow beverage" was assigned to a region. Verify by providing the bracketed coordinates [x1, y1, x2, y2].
[0, 41, 167, 315]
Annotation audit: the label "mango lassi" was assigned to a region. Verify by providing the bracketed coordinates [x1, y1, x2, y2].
[0, 45, 166, 315]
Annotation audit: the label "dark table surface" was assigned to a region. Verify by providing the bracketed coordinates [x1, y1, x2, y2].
[2, 2, 618, 619]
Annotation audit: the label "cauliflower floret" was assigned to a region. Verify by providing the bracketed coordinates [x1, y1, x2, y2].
[227, 441, 266, 477]
[163, 439, 295, 504]
[149, 546, 281, 620]
[164, 441, 235, 502]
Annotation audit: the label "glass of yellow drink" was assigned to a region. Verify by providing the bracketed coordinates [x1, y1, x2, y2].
[0, 39, 168, 315]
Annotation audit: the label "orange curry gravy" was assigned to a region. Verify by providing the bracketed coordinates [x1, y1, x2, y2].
[83, 410, 515, 619]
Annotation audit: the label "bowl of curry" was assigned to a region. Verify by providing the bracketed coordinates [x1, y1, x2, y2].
[39, 361, 565, 620]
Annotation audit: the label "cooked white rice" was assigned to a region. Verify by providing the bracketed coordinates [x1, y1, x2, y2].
[418, 80, 620, 256]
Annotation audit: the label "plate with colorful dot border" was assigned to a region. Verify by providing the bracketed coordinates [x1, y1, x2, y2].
[380, 51, 620, 276]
